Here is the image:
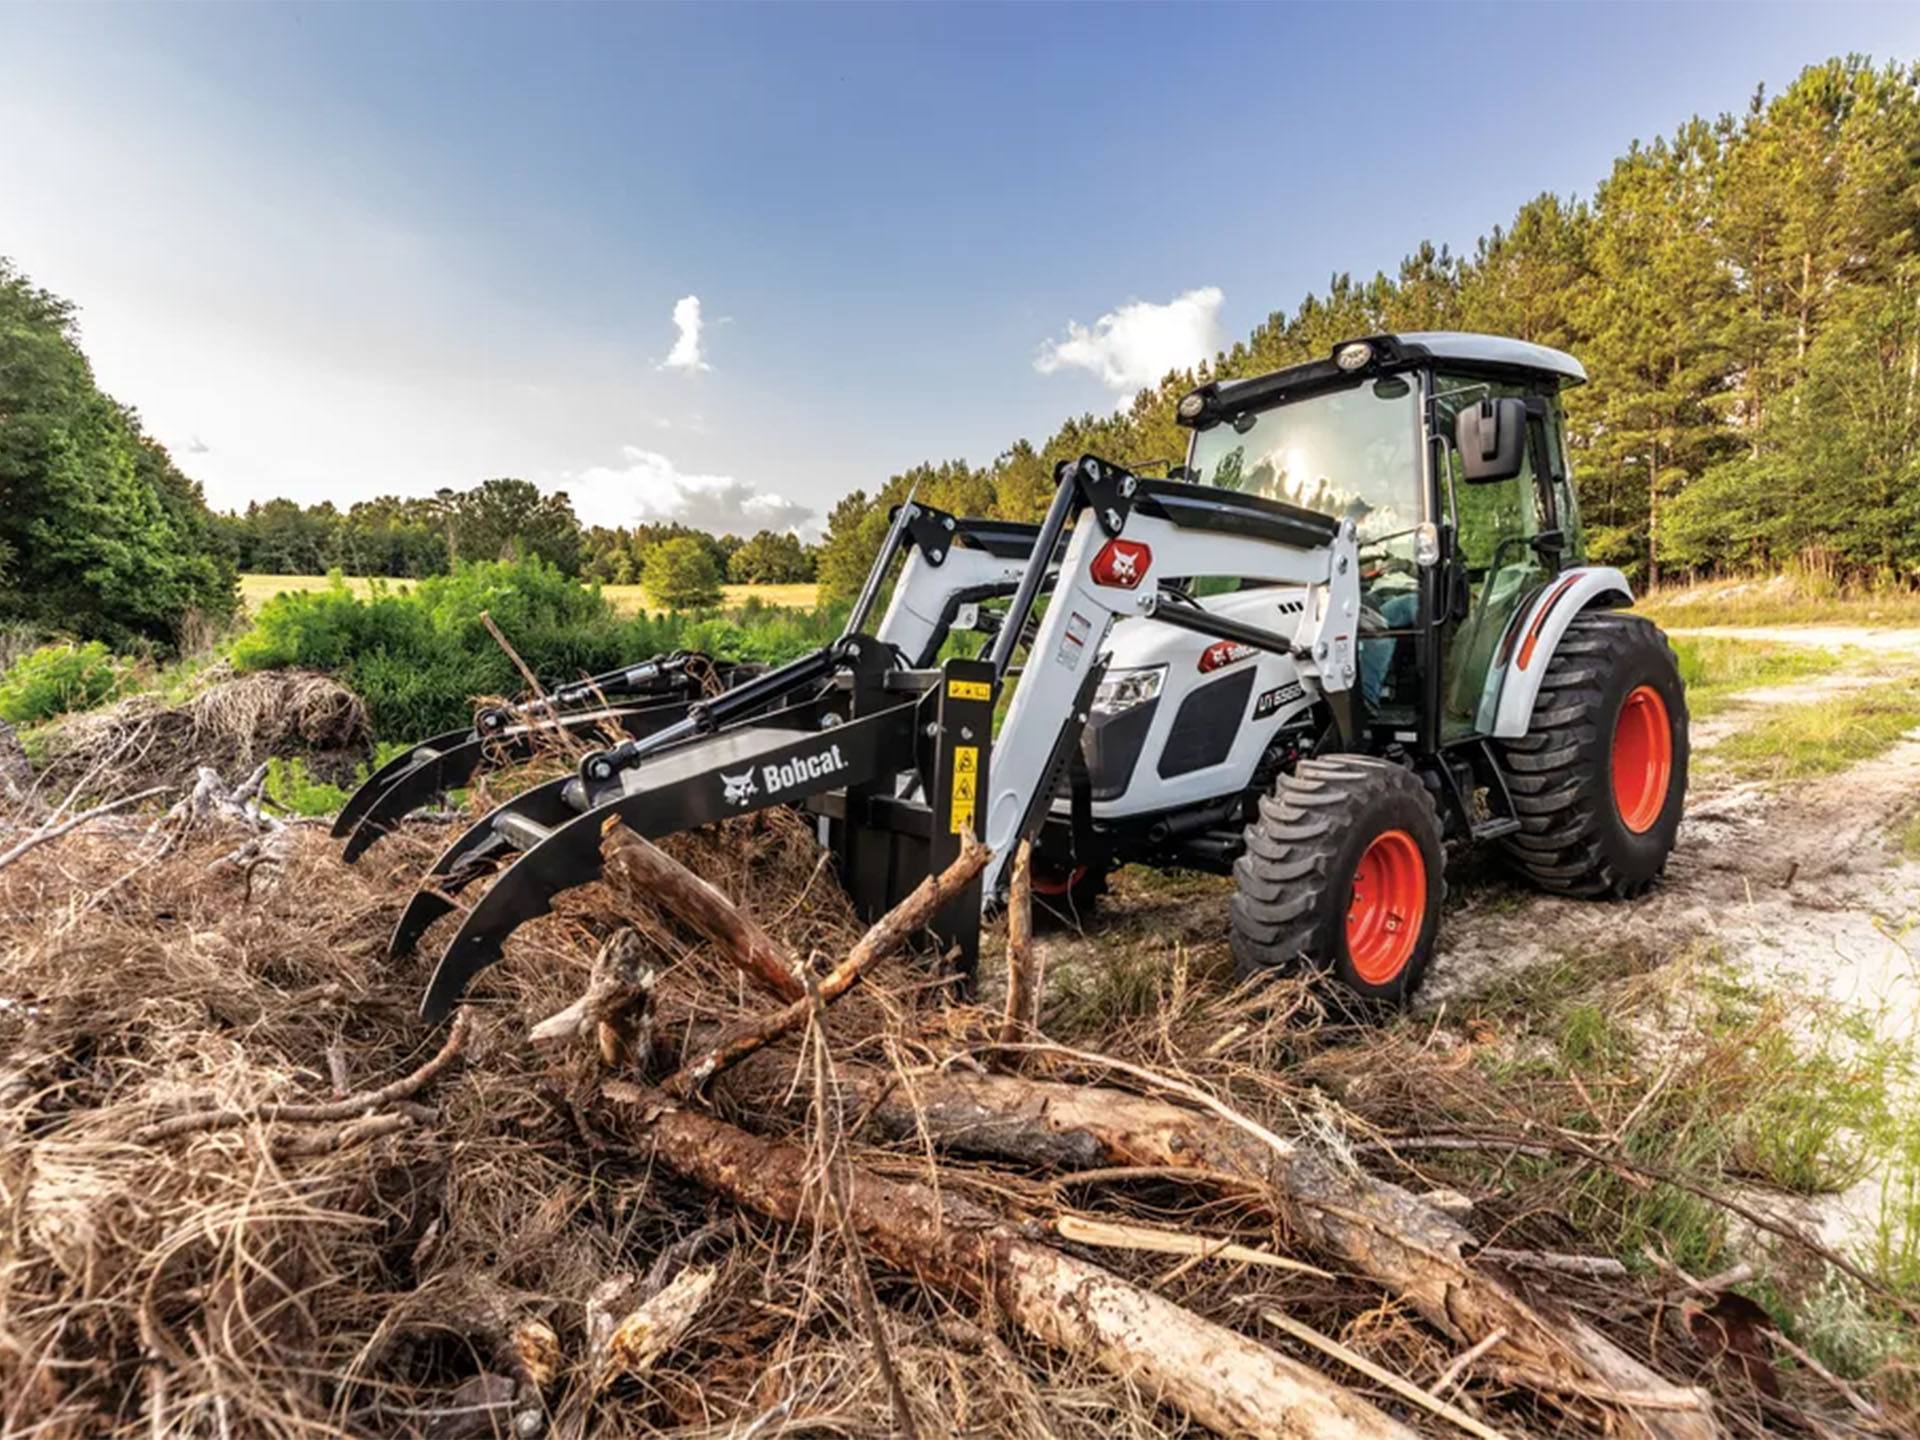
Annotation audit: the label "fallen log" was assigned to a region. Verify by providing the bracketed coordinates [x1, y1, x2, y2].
[601, 821, 806, 1003]
[603, 1084, 1417, 1440]
[822, 1063, 1720, 1440]
[665, 833, 990, 1097]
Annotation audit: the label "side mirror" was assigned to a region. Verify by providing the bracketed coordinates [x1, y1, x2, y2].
[1454, 397, 1527, 483]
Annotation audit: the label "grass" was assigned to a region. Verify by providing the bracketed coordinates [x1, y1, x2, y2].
[1669, 634, 1844, 718]
[1711, 684, 1920, 781]
[1394, 937, 1920, 1379]
[1895, 809, 1920, 860]
[1640, 574, 1920, 630]
[237, 574, 819, 616]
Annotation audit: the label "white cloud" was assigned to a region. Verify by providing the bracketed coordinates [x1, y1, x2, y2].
[660, 294, 709, 372]
[1034, 286, 1226, 397]
[568, 446, 813, 536]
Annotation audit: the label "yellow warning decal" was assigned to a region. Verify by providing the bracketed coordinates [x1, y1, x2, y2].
[947, 678, 992, 702]
[950, 745, 979, 833]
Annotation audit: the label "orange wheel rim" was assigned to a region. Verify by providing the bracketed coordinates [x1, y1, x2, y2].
[1032, 863, 1088, 898]
[1611, 685, 1672, 834]
[1347, 829, 1425, 985]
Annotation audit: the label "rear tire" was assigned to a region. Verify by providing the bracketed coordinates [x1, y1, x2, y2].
[1230, 757, 1444, 1008]
[1498, 611, 1689, 898]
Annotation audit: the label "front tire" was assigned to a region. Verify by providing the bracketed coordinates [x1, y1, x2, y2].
[1030, 857, 1110, 924]
[1230, 757, 1444, 1008]
[1498, 611, 1689, 897]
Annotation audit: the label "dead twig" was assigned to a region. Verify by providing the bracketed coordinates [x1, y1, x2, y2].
[802, 972, 919, 1440]
[479, 610, 550, 708]
[1477, 1247, 1629, 1279]
[134, 1011, 472, 1144]
[1054, 1213, 1330, 1278]
[1258, 1307, 1511, 1440]
[0, 785, 172, 873]
[1433, 1328, 1509, 1399]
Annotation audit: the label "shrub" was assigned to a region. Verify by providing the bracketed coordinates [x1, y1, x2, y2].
[643, 537, 724, 610]
[0, 641, 131, 724]
[229, 558, 837, 740]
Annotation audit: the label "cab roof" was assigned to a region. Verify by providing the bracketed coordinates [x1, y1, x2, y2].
[1179, 331, 1586, 429]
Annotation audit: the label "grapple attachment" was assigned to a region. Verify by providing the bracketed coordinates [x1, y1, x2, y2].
[397, 646, 999, 1023]
[410, 707, 910, 1020]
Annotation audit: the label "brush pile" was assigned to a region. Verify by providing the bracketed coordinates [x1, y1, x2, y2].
[0, 777, 1907, 1438]
[31, 665, 371, 795]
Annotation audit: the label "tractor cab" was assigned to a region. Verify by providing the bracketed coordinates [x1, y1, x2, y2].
[1177, 332, 1590, 752]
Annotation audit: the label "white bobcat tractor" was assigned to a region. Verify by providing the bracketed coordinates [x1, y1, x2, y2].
[365, 332, 1687, 1024]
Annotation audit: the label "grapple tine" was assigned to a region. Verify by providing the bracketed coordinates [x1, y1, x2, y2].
[419, 807, 607, 1022]
[344, 701, 699, 861]
[342, 733, 497, 862]
[387, 775, 584, 958]
[332, 728, 470, 837]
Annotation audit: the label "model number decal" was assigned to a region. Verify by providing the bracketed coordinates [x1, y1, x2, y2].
[1057, 610, 1092, 671]
[1252, 681, 1306, 720]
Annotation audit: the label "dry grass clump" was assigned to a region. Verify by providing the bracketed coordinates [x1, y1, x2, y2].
[34, 666, 371, 799]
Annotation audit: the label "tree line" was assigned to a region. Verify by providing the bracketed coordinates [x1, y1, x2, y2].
[217, 486, 818, 589]
[812, 56, 1920, 598]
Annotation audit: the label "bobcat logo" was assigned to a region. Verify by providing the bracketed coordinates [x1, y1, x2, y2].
[720, 769, 758, 807]
[1108, 548, 1139, 584]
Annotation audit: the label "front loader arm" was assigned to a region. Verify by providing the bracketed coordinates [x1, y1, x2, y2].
[977, 457, 1361, 902]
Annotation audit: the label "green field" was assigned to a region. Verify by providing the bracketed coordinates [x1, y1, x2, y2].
[238, 574, 819, 616]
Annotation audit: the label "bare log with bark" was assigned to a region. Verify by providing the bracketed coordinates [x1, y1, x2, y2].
[827, 1063, 1720, 1440]
[665, 833, 990, 1097]
[603, 1085, 1417, 1440]
[600, 822, 806, 1003]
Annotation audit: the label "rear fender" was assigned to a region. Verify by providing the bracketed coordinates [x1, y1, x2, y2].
[1485, 565, 1632, 738]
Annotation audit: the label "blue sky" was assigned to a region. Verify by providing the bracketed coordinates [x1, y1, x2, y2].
[2, 2, 1915, 537]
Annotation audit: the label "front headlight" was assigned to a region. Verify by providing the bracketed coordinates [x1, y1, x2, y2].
[1091, 665, 1166, 717]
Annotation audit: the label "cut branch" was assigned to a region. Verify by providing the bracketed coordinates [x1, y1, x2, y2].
[604, 1087, 1417, 1440]
[666, 833, 989, 1097]
[600, 822, 805, 1002]
[811, 1061, 1719, 1440]
[995, 839, 1039, 1053]
[135, 1011, 471, 1144]
[529, 928, 656, 1068]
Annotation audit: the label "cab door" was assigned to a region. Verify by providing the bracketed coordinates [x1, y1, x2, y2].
[1431, 377, 1562, 740]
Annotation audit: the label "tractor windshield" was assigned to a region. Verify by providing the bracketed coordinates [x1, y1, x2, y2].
[1186, 376, 1424, 547]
